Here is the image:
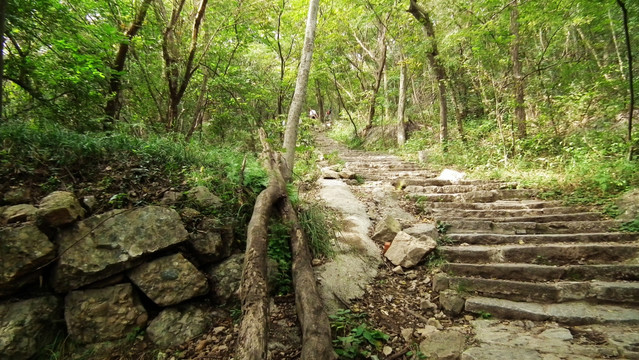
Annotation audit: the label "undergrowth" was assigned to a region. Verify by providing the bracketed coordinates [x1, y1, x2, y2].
[329, 309, 390, 359]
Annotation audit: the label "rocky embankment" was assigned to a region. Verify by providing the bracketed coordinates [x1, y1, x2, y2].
[0, 187, 247, 359]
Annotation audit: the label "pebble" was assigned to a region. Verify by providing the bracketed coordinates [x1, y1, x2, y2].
[312, 258, 322, 266]
[464, 315, 474, 321]
[383, 346, 393, 355]
[392, 266, 404, 274]
[401, 328, 414, 342]
[427, 318, 443, 330]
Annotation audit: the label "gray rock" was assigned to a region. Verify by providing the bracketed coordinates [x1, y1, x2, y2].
[385, 231, 437, 268]
[128, 253, 209, 306]
[3, 187, 31, 205]
[179, 207, 202, 222]
[81, 195, 98, 213]
[419, 329, 466, 359]
[404, 223, 439, 240]
[437, 169, 466, 184]
[189, 217, 232, 262]
[0, 296, 63, 360]
[161, 191, 183, 205]
[64, 283, 148, 344]
[146, 305, 212, 348]
[2, 204, 37, 223]
[440, 289, 466, 316]
[616, 189, 639, 221]
[540, 328, 573, 341]
[36, 191, 85, 227]
[339, 170, 357, 179]
[207, 254, 244, 304]
[52, 206, 188, 292]
[372, 215, 402, 244]
[187, 186, 222, 209]
[0, 223, 55, 294]
[321, 168, 341, 179]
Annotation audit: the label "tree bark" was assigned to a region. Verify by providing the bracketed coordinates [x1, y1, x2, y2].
[279, 200, 337, 360]
[282, 0, 319, 181]
[407, 0, 448, 146]
[104, 0, 153, 123]
[616, 0, 634, 158]
[0, 0, 7, 121]
[397, 57, 407, 146]
[511, 0, 526, 139]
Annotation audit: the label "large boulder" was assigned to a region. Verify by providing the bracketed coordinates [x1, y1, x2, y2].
[128, 253, 209, 306]
[64, 283, 148, 344]
[372, 215, 402, 244]
[0, 296, 63, 360]
[616, 189, 639, 222]
[52, 206, 188, 292]
[2, 187, 31, 205]
[36, 191, 85, 227]
[146, 305, 213, 348]
[189, 217, 233, 263]
[207, 254, 243, 304]
[385, 231, 437, 268]
[419, 329, 466, 360]
[0, 223, 55, 295]
[187, 186, 222, 209]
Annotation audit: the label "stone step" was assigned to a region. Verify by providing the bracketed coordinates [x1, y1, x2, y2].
[446, 232, 639, 245]
[436, 274, 639, 304]
[410, 189, 538, 203]
[393, 178, 503, 188]
[464, 296, 639, 325]
[438, 243, 639, 265]
[439, 212, 604, 224]
[362, 171, 438, 181]
[427, 200, 564, 210]
[427, 207, 590, 218]
[442, 263, 639, 282]
[443, 220, 622, 234]
[405, 183, 518, 194]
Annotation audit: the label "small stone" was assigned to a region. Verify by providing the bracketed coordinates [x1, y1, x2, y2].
[434, 311, 446, 319]
[213, 326, 226, 334]
[427, 318, 443, 330]
[540, 328, 573, 341]
[401, 328, 414, 342]
[392, 266, 404, 274]
[312, 258, 322, 266]
[406, 272, 417, 280]
[81, 196, 97, 213]
[161, 191, 183, 205]
[464, 315, 474, 321]
[383, 346, 392, 355]
[416, 325, 438, 337]
[420, 300, 437, 311]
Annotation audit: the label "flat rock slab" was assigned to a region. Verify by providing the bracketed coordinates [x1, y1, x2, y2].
[53, 206, 188, 292]
[465, 296, 639, 325]
[317, 179, 380, 313]
[2, 204, 37, 223]
[128, 253, 209, 306]
[0, 223, 55, 294]
[146, 305, 213, 348]
[65, 283, 148, 344]
[0, 296, 63, 360]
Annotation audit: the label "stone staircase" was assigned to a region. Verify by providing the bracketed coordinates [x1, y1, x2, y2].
[396, 178, 639, 325]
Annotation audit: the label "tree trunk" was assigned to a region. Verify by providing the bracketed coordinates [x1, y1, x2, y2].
[397, 57, 407, 146]
[616, 0, 634, 159]
[105, 0, 153, 123]
[279, 200, 337, 359]
[511, 0, 526, 139]
[365, 25, 387, 131]
[407, 0, 448, 146]
[316, 79, 324, 122]
[282, 0, 319, 181]
[0, 0, 7, 121]
[331, 68, 358, 135]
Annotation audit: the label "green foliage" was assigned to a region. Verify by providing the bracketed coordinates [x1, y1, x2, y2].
[436, 221, 451, 234]
[478, 311, 493, 319]
[298, 203, 337, 259]
[267, 220, 293, 295]
[329, 310, 390, 359]
[618, 218, 639, 233]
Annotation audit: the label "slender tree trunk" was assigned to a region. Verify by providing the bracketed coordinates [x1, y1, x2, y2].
[616, 0, 634, 159]
[450, 81, 466, 142]
[282, 0, 319, 181]
[276, 0, 288, 116]
[408, 0, 448, 146]
[315, 79, 324, 122]
[0, 0, 7, 121]
[365, 25, 387, 131]
[331, 68, 358, 135]
[511, 0, 526, 139]
[105, 0, 152, 123]
[397, 57, 407, 146]
[609, 10, 626, 80]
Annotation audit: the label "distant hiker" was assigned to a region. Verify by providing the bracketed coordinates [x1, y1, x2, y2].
[309, 109, 318, 119]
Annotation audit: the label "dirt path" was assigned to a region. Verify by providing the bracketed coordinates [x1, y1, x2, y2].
[313, 132, 639, 360]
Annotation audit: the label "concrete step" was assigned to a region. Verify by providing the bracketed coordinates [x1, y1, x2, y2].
[442, 220, 622, 234]
[442, 263, 639, 282]
[427, 200, 564, 210]
[427, 207, 591, 218]
[410, 189, 538, 203]
[439, 212, 604, 223]
[446, 232, 639, 245]
[435, 274, 639, 304]
[438, 243, 639, 265]
[464, 296, 639, 325]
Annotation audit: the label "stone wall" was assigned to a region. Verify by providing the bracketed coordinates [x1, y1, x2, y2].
[0, 188, 244, 359]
